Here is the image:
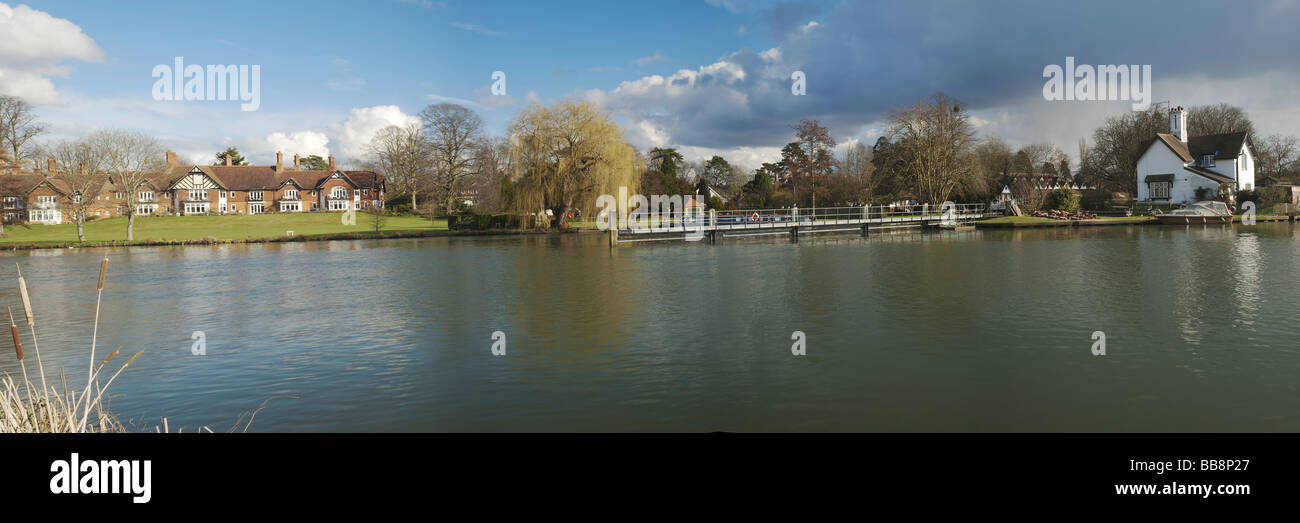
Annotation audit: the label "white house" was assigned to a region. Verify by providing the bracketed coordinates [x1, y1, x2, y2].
[1135, 106, 1255, 204]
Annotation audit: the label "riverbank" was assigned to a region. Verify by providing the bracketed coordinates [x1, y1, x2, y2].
[975, 214, 1293, 228]
[0, 213, 591, 251]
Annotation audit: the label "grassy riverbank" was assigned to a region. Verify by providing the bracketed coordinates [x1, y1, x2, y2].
[0, 213, 449, 247]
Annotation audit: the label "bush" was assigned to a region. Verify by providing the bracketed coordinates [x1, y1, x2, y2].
[1236, 187, 1289, 210]
[389, 203, 412, 214]
[1044, 187, 1080, 212]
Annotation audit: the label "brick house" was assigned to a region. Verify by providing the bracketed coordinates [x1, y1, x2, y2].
[165, 152, 386, 215]
[0, 151, 385, 224]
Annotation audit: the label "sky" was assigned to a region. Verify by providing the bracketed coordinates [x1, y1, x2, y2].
[4, 0, 1300, 171]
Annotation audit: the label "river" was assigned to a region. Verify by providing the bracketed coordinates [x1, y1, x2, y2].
[1, 223, 1297, 431]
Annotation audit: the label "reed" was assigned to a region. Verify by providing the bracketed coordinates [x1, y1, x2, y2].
[0, 259, 142, 432]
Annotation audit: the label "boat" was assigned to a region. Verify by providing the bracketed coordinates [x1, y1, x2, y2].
[1155, 201, 1233, 224]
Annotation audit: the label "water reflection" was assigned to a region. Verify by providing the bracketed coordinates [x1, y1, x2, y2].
[0, 223, 1297, 431]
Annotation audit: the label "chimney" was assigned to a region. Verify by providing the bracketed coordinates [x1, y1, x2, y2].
[225, 153, 233, 166]
[166, 150, 178, 171]
[1170, 106, 1188, 143]
[276, 151, 284, 171]
[328, 155, 335, 171]
[293, 154, 300, 170]
[47, 157, 56, 175]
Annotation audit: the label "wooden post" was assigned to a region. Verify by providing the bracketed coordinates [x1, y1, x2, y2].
[608, 226, 618, 248]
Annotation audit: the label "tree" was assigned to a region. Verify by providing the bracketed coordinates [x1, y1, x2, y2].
[88, 130, 165, 241]
[213, 146, 246, 165]
[1057, 158, 1071, 181]
[1188, 103, 1255, 137]
[50, 139, 104, 242]
[700, 155, 733, 188]
[1081, 107, 1165, 194]
[648, 147, 684, 178]
[1256, 134, 1299, 183]
[0, 94, 46, 166]
[739, 169, 775, 208]
[466, 136, 511, 213]
[300, 154, 329, 170]
[882, 92, 976, 204]
[420, 103, 485, 215]
[782, 119, 836, 206]
[366, 123, 433, 212]
[506, 99, 640, 229]
[971, 137, 1013, 199]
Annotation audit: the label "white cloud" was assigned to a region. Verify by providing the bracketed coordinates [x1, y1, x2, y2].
[264, 131, 330, 158]
[452, 22, 505, 37]
[328, 105, 421, 160]
[634, 52, 667, 66]
[425, 93, 477, 106]
[0, 2, 103, 104]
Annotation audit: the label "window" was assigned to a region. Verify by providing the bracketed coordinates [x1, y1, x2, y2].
[37, 195, 56, 207]
[249, 191, 264, 201]
[230, 191, 239, 199]
[279, 201, 300, 212]
[138, 191, 153, 202]
[331, 186, 348, 199]
[220, 204, 227, 213]
[220, 191, 226, 199]
[284, 189, 298, 200]
[250, 203, 264, 214]
[188, 189, 206, 201]
[1149, 181, 1171, 199]
[1201, 155, 1215, 167]
[3, 197, 20, 209]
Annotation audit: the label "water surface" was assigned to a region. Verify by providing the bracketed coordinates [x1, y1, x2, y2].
[1, 223, 1297, 431]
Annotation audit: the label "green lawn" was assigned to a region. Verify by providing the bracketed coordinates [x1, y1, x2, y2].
[0, 213, 447, 246]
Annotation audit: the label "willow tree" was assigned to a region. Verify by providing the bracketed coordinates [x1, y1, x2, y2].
[507, 99, 641, 229]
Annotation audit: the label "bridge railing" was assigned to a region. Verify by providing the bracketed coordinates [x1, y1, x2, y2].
[618, 203, 988, 232]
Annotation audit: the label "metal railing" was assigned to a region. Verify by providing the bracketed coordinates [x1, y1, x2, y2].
[618, 203, 989, 233]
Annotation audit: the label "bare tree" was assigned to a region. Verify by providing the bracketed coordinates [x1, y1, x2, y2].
[366, 123, 433, 212]
[1188, 103, 1256, 137]
[883, 92, 976, 204]
[420, 104, 484, 215]
[86, 130, 164, 241]
[0, 95, 47, 166]
[1256, 134, 1299, 183]
[50, 139, 104, 242]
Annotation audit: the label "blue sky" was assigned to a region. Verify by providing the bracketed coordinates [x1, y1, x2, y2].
[5, 0, 1300, 170]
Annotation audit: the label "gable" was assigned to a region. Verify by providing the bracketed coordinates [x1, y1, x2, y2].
[171, 170, 222, 190]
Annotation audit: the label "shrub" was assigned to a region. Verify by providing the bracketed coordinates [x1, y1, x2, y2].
[1044, 187, 1080, 212]
[1236, 187, 1289, 210]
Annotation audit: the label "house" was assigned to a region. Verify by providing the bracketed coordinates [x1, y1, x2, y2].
[165, 152, 386, 215]
[1135, 106, 1255, 204]
[0, 151, 386, 225]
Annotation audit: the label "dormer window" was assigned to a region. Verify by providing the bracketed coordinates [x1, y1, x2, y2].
[1201, 155, 1215, 167]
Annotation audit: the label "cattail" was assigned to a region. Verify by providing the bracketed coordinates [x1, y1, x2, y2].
[101, 349, 119, 366]
[16, 264, 33, 327]
[124, 351, 142, 367]
[97, 258, 108, 291]
[8, 307, 20, 361]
